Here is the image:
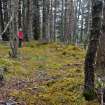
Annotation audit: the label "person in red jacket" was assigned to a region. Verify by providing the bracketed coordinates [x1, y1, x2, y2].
[18, 28, 23, 48]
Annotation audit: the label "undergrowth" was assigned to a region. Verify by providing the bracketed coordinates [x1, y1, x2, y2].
[0, 41, 99, 105]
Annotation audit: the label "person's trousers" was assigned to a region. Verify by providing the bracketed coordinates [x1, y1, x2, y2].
[19, 39, 22, 48]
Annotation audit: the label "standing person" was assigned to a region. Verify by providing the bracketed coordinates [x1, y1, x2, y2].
[18, 28, 23, 48]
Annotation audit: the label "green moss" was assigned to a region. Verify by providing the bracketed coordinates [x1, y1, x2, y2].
[0, 42, 99, 105]
[83, 89, 96, 101]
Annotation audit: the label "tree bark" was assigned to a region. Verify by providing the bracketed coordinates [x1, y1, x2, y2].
[0, 0, 4, 35]
[96, 0, 105, 74]
[32, 0, 40, 40]
[84, 0, 102, 100]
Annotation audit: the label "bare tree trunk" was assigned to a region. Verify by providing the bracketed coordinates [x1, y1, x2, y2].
[0, 0, 4, 36]
[42, 0, 49, 42]
[2, 0, 9, 41]
[53, 0, 57, 42]
[49, 0, 54, 42]
[96, 0, 105, 74]
[32, 0, 40, 40]
[9, 0, 18, 58]
[60, 0, 65, 42]
[84, 0, 102, 100]
[64, 0, 75, 44]
[18, 0, 22, 29]
[23, 0, 31, 41]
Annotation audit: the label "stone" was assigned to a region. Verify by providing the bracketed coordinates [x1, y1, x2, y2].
[5, 99, 16, 105]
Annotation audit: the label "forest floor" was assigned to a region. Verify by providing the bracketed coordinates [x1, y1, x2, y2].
[0, 41, 99, 105]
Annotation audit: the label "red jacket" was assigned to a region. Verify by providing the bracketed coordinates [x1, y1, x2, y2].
[18, 31, 23, 40]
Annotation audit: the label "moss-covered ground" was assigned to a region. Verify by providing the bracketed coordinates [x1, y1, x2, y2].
[0, 42, 99, 105]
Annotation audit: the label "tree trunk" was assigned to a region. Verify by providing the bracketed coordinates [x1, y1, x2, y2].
[0, 0, 4, 35]
[2, 0, 9, 41]
[18, 0, 22, 29]
[32, 0, 40, 40]
[9, 0, 18, 58]
[84, 0, 102, 100]
[96, 0, 105, 75]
